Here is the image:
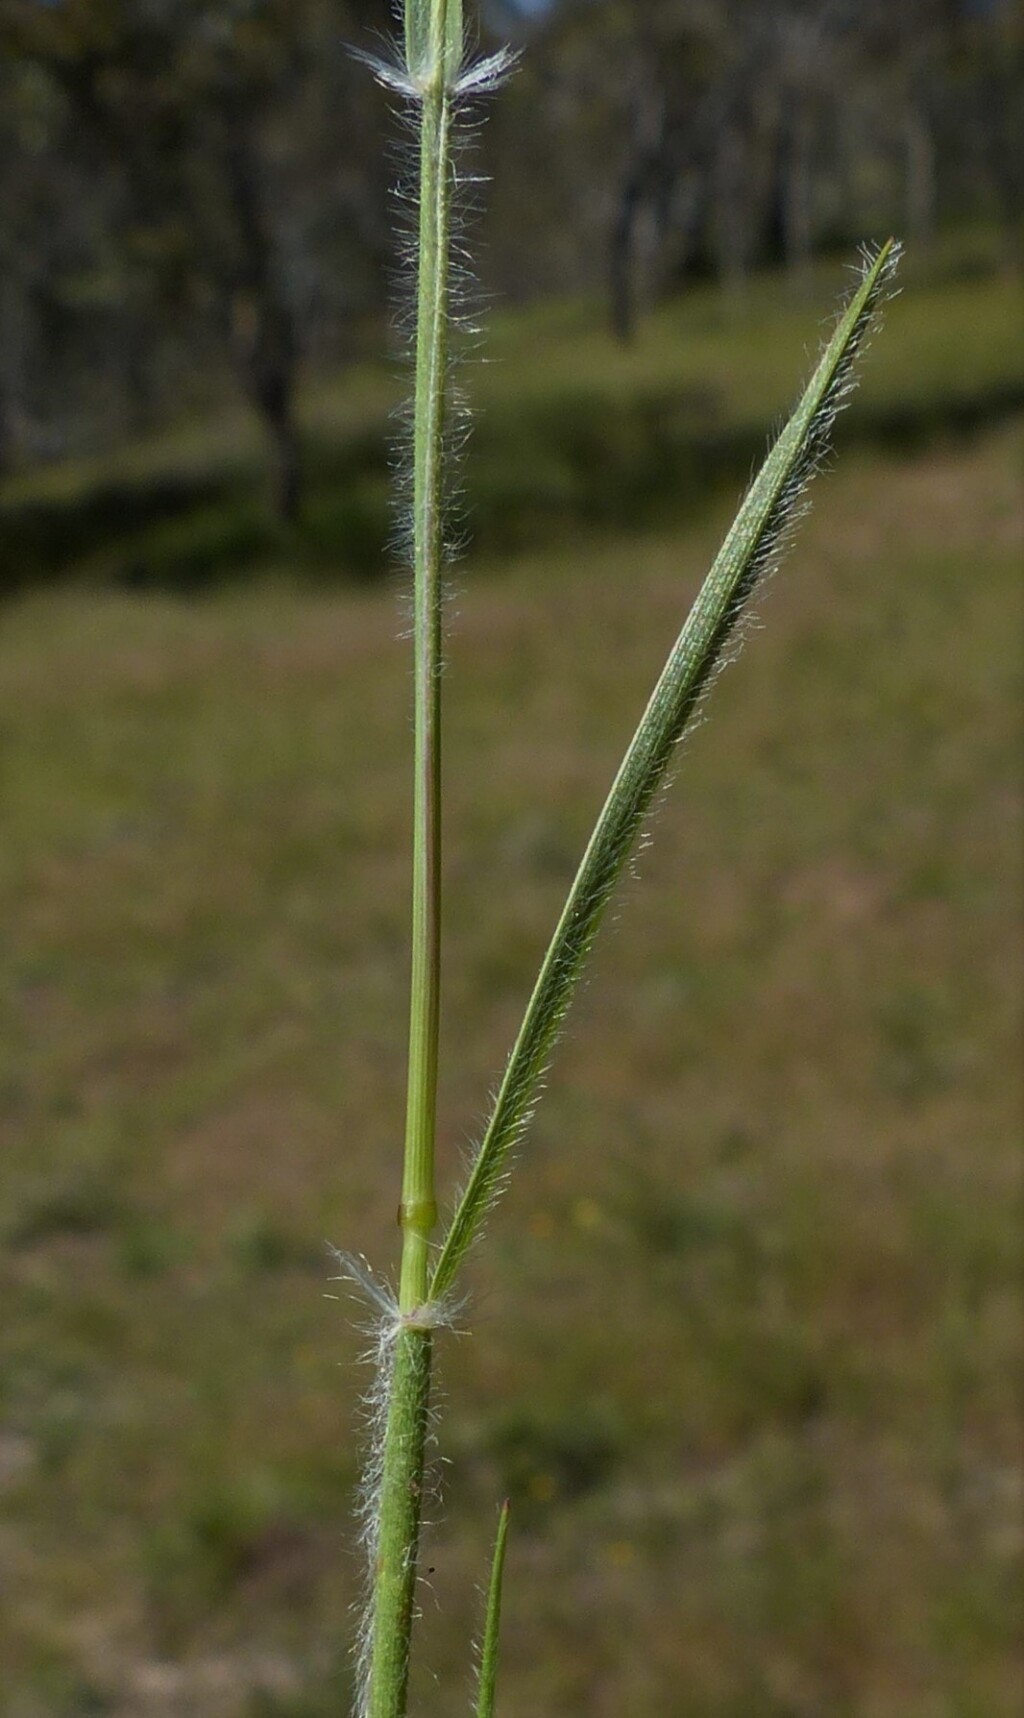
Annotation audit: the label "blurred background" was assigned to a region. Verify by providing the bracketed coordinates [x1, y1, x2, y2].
[1, 1, 1021, 1715]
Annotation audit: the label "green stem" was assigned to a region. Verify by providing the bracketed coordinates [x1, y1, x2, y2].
[364, 1326, 434, 1718]
[363, 12, 458, 1714]
[399, 67, 453, 1317]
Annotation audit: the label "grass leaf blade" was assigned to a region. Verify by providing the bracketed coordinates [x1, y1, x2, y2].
[476, 1500, 511, 1718]
[430, 239, 900, 1304]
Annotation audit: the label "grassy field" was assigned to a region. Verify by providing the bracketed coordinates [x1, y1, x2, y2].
[1, 274, 1022, 1714]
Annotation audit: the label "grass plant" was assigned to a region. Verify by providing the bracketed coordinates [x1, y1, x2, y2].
[2, 426, 1021, 1715]
[8, 13, 1018, 1718]
[344, 3, 899, 1714]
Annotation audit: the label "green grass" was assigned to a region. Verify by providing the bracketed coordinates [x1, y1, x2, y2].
[0, 407, 1020, 1713]
[2, 249, 1021, 590]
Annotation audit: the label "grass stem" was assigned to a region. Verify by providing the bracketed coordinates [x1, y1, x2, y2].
[357, 8, 897, 1709]
[399, 53, 454, 1318]
[362, 5, 460, 1713]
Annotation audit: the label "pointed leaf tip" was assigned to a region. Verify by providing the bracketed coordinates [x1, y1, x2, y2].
[475, 1500, 511, 1718]
[428, 240, 900, 1306]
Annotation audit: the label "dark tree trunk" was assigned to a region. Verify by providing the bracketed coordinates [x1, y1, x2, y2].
[610, 167, 644, 343]
[711, 122, 749, 292]
[0, 393, 13, 479]
[235, 293, 301, 525]
[0, 273, 24, 477]
[609, 79, 668, 343]
[222, 119, 302, 525]
[783, 102, 816, 286]
[904, 99, 936, 248]
[256, 356, 301, 527]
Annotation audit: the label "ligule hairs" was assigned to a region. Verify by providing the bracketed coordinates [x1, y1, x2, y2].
[359, 42, 515, 102]
[329, 1250, 460, 1713]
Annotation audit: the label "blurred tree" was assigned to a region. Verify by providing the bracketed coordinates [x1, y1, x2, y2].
[0, 0, 1018, 481]
[963, 0, 1024, 258]
[0, 50, 117, 471]
[491, 0, 1021, 338]
[1, 0, 392, 515]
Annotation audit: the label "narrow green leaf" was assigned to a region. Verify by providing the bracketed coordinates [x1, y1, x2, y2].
[430, 240, 900, 1304]
[476, 1500, 511, 1718]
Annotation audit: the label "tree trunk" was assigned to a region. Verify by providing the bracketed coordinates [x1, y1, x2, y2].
[261, 370, 300, 527]
[783, 102, 815, 287]
[609, 78, 668, 342]
[711, 122, 749, 293]
[610, 167, 645, 343]
[222, 118, 303, 525]
[246, 325, 300, 525]
[904, 99, 936, 248]
[0, 273, 24, 477]
[0, 390, 13, 479]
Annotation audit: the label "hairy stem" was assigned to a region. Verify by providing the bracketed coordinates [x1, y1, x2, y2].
[362, 4, 459, 1712]
[400, 70, 453, 1317]
[356, 4, 897, 1707]
[364, 1327, 434, 1718]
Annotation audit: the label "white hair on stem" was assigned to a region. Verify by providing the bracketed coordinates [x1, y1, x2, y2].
[339, 6, 899, 1714]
